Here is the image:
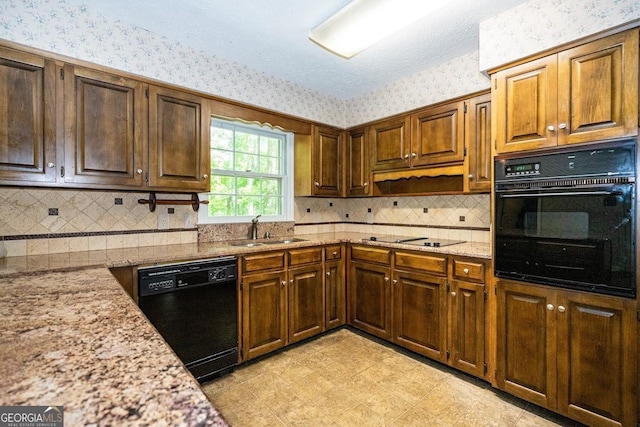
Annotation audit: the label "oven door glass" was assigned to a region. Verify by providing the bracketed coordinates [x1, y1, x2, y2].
[495, 184, 635, 297]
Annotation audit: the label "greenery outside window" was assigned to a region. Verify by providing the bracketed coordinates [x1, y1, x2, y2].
[198, 118, 294, 224]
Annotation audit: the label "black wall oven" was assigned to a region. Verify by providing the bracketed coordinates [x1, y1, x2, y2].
[494, 140, 636, 298]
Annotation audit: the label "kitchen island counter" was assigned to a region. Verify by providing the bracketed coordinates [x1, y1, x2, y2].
[0, 267, 228, 426]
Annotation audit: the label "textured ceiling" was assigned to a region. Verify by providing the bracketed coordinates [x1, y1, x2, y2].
[70, 0, 528, 100]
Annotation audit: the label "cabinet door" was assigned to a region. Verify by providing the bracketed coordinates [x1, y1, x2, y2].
[411, 101, 464, 167]
[496, 279, 557, 409]
[148, 85, 210, 191]
[63, 65, 145, 186]
[556, 291, 637, 427]
[0, 48, 57, 183]
[393, 270, 447, 361]
[494, 55, 558, 153]
[288, 264, 324, 344]
[325, 259, 345, 330]
[346, 127, 371, 196]
[558, 30, 639, 145]
[242, 271, 287, 360]
[313, 125, 342, 196]
[348, 261, 391, 339]
[465, 93, 491, 192]
[449, 280, 485, 378]
[370, 116, 411, 171]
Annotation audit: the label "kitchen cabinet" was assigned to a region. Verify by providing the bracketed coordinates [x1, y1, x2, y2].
[348, 245, 392, 339]
[0, 48, 57, 184]
[325, 244, 346, 330]
[346, 127, 371, 196]
[148, 85, 210, 191]
[312, 125, 342, 196]
[370, 116, 411, 171]
[497, 278, 637, 427]
[493, 29, 639, 154]
[464, 93, 491, 192]
[287, 247, 324, 344]
[410, 100, 465, 167]
[63, 65, 146, 186]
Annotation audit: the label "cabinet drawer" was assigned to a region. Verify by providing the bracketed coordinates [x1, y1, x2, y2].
[452, 259, 486, 283]
[351, 245, 391, 265]
[395, 251, 447, 276]
[242, 251, 286, 274]
[289, 247, 323, 267]
[325, 245, 342, 261]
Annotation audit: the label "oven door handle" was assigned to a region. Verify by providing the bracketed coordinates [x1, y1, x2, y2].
[499, 190, 618, 198]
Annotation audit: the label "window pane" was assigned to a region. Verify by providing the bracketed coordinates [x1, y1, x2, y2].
[211, 127, 233, 150]
[262, 178, 280, 196]
[260, 136, 281, 157]
[259, 156, 280, 174]
[209, 175, 235, 194]
[237, 196, 261, 216]
[237, 177, 261, 195]
[235, 152, 259, 172]
[235, 132, 259, 154]
[211, 149, 233, 171]
[207, 194, 236, 216]
[262, 196, 281, 215]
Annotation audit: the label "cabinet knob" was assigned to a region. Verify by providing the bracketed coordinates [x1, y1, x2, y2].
[558, 305, 566, 313]
[47, 162, 55, 168]
[326, 271, 331, 276]
[404, 154, 409, 159]
[203, 174, 208, 180]
[332, 251, 337, 256]
[547, 125, 556, 132]
[393, 279, 397, 285]
[363, 182, 369, 187]
[314, 181, 320, 187]
[451, 291, 456, 297]
[290, 279, 294, 284]
[281, 281, 286, 287]
[384, 277, 389, 282]
[546, 304, 554, 311]
[463, 268, 469, 274]
[468, 174, 473, 179]
[136, 168, 143, 175]
[558, 123, 567, 130]
[411, 152, 416, 158]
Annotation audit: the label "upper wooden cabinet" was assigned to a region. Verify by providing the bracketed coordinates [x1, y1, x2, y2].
[312, 125, 342, 196]
[411, 100, 465, 167]
[494, 29, 639, 153]
[0, 48, 57, 184]
[63, 65, 146, 187]
[148, 85, 210, 191]
[346, 127, 371, 196]
[370, 116, 411, 171]
[464, 93, 491, 192]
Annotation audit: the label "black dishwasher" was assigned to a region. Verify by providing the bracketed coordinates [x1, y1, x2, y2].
[138, 256, 238, 383]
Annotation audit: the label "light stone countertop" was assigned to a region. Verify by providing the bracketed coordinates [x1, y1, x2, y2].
[0, 231, 490, 425]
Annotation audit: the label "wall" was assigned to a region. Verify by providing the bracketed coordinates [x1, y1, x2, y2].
[479, 0, 640, 72]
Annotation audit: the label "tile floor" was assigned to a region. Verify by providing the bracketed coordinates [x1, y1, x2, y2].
[202, 328, 585, 427]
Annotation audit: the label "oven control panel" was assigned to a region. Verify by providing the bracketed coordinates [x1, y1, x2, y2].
[505, 162, 540, 177]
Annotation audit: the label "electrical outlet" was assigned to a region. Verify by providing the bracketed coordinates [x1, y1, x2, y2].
[158, 212, 170, 230]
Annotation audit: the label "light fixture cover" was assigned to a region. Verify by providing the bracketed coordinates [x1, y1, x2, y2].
[309, 0, 450, 59]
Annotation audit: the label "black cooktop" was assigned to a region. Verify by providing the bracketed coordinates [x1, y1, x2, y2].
[364, 236, 466, 248]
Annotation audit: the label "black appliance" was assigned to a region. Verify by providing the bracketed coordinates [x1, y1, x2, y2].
[494, 140, 636, 298]
[365, 236, 466, 247]
[138, 256, 238, 382]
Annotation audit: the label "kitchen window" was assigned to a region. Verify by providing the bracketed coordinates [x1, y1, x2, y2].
[198, 118, 294, 224]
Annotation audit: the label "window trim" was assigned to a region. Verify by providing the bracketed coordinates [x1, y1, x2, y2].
[197, 119, 294, 225]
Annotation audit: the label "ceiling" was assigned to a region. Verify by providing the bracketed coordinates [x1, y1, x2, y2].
[71, 0, 528, 100]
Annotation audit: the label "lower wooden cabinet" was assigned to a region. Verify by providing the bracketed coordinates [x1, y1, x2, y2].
[325, 258, 346, 330]
[288, 263, 324, 344]
[448, 279, 486, 378]
[497, 278, 637, 427]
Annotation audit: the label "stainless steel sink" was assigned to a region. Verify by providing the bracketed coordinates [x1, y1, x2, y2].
[264, 238, 307, 245]
[229, 238, 306, 247]
[229, 242, 266, 247]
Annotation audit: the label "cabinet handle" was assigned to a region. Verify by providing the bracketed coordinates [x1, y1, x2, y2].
[281, 281, 286, 287]
[47, 162, 55, 168]
[547, 125, 556, 132]
[326, 271, 331, 276]
[463, 268, 469, 274]
[404, 154, 409, 159]
[558, 305, 566, 313]
[558, 123, 567, 130]
[203, 174, 208, 180]
[289, 279, 294, 284]
[384, 277, 389, 282]
[314, 181, 320, 187]
[136, 168, 143, 175]
[468, 174, 473, 179]
[392, 279, 397, 285]
[411, 152, 416, 158]
[332, 251, 337, 256]
[363, 182, 369, 187]
[546, 304, 554, 311]
[451, 291, 456, 297]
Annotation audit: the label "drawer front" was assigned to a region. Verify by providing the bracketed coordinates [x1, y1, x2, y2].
[289, 247, 323, 267]
[395, 251, 447, 276]
[351, 245, 391, 265]
[243, 251, 286, 274]
[325, 245, 342, 261]
[452, 259, 486, 283]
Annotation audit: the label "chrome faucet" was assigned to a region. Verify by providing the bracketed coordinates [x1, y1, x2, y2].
[250, 215, 261, 239]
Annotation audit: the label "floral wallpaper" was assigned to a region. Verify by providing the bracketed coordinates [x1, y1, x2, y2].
[479, 0, 640, 72]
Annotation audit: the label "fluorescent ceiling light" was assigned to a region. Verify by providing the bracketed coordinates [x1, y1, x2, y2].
[309, 0, 450, 59]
